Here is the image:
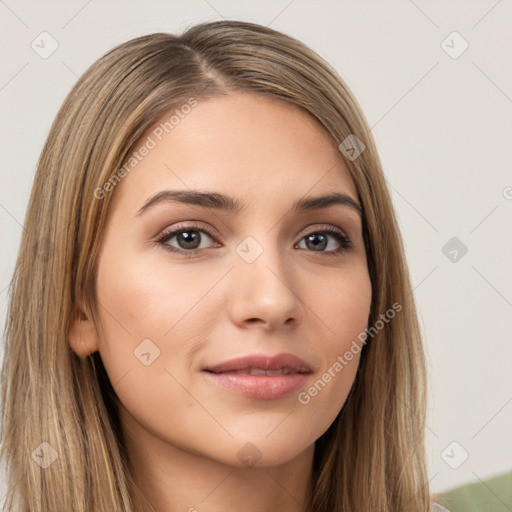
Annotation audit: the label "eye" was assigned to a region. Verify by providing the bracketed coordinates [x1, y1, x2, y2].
[296, 226, 353, 256]
[155, 223, 353, 258]
[156, 223, 218, 257]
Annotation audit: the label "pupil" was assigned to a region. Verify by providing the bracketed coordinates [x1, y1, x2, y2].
[178, 231, 200, 249]
[307, 233, 327, 251]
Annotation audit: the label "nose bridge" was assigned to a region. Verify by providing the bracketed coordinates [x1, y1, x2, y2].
[229, 232, 302, 327]
[235, 233, 288, 286]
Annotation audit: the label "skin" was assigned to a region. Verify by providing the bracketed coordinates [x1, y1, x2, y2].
[69, 92, 372, 512]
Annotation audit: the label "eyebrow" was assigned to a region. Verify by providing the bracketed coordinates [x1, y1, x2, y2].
[135, 189, 363, 218]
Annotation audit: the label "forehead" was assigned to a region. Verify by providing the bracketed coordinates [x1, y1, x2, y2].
[110, 92, 357, 214]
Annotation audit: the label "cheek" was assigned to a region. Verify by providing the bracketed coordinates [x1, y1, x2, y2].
[299, 265, 371, 419]
[312, 262, 372, 344]
[93, 248, 220, 380]
[96, 246, 214, 336]
[92, 252, 214, 433]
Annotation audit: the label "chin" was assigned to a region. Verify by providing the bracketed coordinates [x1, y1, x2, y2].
[217, 434, 315, 469]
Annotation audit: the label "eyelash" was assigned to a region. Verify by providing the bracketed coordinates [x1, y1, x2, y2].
[155, 222, 353, 258]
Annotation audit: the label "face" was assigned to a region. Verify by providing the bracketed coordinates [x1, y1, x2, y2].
[75, 92, 372, 469]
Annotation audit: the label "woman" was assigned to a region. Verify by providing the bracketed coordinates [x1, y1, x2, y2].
[0, 20, 448, 512]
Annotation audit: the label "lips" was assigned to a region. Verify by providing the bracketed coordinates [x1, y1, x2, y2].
[202, 352, 313, 375]
[202, 352, 313, 400]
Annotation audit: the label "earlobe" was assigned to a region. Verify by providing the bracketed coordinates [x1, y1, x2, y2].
[68, 303, 100, 358]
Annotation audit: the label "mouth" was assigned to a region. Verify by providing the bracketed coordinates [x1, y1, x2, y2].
[202, 353, 313, 400]
[205, 367, 304, 376]
[202, 352, 313, 374]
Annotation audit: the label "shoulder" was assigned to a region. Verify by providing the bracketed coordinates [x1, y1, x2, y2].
[432, 502, 450, 512]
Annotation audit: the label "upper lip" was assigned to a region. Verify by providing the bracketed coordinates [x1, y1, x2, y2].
[203, 353, 313, 374]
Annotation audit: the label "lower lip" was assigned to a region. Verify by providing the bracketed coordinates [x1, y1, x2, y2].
[202, 371, 310, 400]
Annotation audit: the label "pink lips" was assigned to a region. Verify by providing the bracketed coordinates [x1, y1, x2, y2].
[202, 353, 313, 400]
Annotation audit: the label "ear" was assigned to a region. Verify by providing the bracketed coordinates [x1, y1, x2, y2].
[69, 301, 100, 358]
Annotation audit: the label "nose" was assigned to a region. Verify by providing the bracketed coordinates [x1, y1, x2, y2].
[227, 237, 304, 331]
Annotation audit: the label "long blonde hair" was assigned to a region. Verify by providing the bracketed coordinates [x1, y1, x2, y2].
[1, 20, 433, 511]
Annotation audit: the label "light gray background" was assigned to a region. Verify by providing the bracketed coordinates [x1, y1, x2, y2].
[1, 0, 511, 499]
